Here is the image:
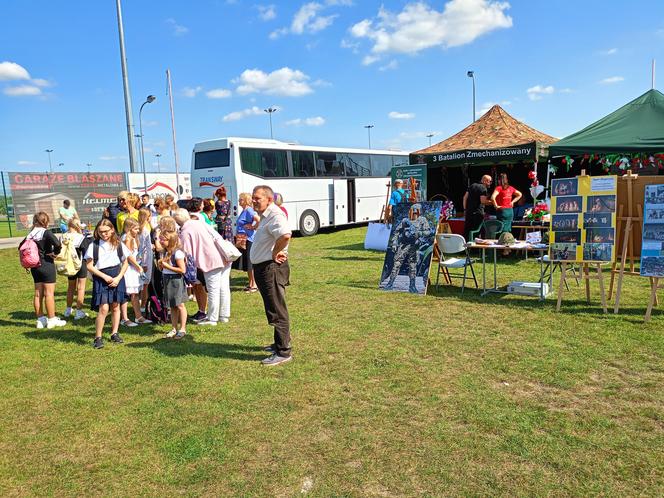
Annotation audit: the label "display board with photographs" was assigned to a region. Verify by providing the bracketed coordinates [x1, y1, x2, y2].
[550, 175, 617, 263]
[640, 184, 664, 277]
[379, 201, 441, 295]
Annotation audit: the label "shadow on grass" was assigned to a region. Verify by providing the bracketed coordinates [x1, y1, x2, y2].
[8, 311, 36, 320]
[24, 329, 92, 345]
[126, 336, 262, 361]
[325, 242, 367, 252]
[323, 256, 383, 262]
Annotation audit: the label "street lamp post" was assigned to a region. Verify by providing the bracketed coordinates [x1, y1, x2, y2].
[364, 124, 374, 149]
[426, 133, 434, 146]
[264, 107, 277, 139]
[86, 163, 92, 174]
[139, 95, 156, 194]
[467, 70, 476, 122]
[45, 149, 53, 173]
[58, 163, 64, 169]
[155, 153, 162, 172]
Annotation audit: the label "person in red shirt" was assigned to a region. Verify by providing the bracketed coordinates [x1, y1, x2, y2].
[491, 172, 522, 240]
[274, 192, 288, 218]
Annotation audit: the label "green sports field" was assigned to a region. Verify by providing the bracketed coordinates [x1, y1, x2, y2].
[0, 226, 662, 496]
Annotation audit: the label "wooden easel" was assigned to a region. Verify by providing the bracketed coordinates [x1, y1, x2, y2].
[556, 262, 608, 313]
[555, 170, 608, 313]
[432, 219, 453, 284]
[608, 170, 643, 313]
[379, 182, 391, 223]
[645, 278, 664, 322]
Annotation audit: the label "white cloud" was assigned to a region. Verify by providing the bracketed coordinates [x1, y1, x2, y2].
[182, 86, 203, 97]
[99, 155, 126, 161]
[476, 100, 511, 117]
[559, 88, 574, 94]
[257, 4, 277, 21]
[3, 85, 42, 96]
[31, 78, 52, 87]
[600, 76, 624, 84]
[379, 60, 399, 71]
[0, 61, 30, 81]
[17, 160, 38, 166]
[234, 67, 313, 97]
[271, 1, 351, 38]
[526, 84, 555, 101]
[205, 88, 232, 99]
[388, 111, 415, 120]
[285, 116, 326, 126]
[600, 48, 618, 55]
[222, 106, 264, 122]
[165, 18, 189, 36]
[350, 0, 512, 64]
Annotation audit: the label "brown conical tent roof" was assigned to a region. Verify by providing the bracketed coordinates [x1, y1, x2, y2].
[414, 105, 556, 156]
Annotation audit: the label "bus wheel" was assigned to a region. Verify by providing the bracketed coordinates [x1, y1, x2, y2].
[299, 210, 320, 236]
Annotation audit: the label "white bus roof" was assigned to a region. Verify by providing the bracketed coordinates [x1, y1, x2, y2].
[193, 137, 407, 155]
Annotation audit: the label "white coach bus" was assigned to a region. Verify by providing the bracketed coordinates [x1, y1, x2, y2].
[191, 137, 409, 236]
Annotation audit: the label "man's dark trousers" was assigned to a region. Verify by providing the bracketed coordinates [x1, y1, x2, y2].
[464, 214, 484, 241]
[254, 260, 291, 357]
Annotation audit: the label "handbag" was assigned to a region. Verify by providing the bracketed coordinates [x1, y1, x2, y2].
[215, 236, 241, 262]
[235, 233, 247, 250]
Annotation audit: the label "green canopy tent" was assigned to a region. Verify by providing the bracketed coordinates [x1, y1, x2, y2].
[549, 89, 664, 156]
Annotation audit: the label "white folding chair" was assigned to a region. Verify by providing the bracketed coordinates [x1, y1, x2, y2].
[435, 234, 478, 294]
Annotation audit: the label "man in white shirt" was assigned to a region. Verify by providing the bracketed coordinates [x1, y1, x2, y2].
[250, 185, 292, 366]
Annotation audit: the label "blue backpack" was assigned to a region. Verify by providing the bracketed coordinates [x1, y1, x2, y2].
[172, 252, 198, 285]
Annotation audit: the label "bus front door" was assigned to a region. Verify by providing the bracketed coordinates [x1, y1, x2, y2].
[333, 179, 348, 225]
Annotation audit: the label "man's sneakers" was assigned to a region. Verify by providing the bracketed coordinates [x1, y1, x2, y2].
[93, 337, 104, 349]
[63, 307, 73, 318]
[263, 344, 276, 354]
[191, 311, 207, 323]
[46, 317, 67, 329]
[261, 354, 292, 367]
[74, 310, 88, 320]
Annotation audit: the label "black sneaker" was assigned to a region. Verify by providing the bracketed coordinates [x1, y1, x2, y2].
[263, 344, 276, 353]
[191, 311, 206, 322]
[110, 333, 124, 344]
[93, 337, 104, 349]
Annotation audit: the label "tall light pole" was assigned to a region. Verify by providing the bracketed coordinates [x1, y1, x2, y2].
[264, 107, 277, 139]
[364, 124, 374, 149]
[58, 162, 64, 170]
[426, 133, 434, 146]
[155, 153, 162, 172]
[45, 149, 53, 173]
[467, 70, 476, 122]
[139, 95, 156, 195]
[86, 163, 92, 174]
[116, 0, 138, 172]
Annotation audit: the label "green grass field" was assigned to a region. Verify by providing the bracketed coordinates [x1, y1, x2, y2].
[0, 220, 26, 238]
[1, 227, 662, 496]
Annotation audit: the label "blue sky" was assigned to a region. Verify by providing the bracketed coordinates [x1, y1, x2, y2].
[1, 0, 664, 173]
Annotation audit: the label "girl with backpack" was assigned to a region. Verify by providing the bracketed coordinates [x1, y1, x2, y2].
[121, 218, 152, 325]
[63, 219, 92, 321]
[157, 230, 188, 339]
[23, 212, 66, 329]
[85, 219, 130, 349]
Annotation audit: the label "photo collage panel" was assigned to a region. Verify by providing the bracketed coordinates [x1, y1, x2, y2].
[550, 175, 617, 263]
[640, 184, 664, 277]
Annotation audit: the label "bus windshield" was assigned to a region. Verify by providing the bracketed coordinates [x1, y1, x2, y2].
[195, 149, 230, 170]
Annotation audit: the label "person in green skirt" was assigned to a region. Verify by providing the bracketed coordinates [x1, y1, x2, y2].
[491, 173, 522, 254]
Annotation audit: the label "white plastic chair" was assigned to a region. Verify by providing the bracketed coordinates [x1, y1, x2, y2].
[435, 234, 478, 294]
